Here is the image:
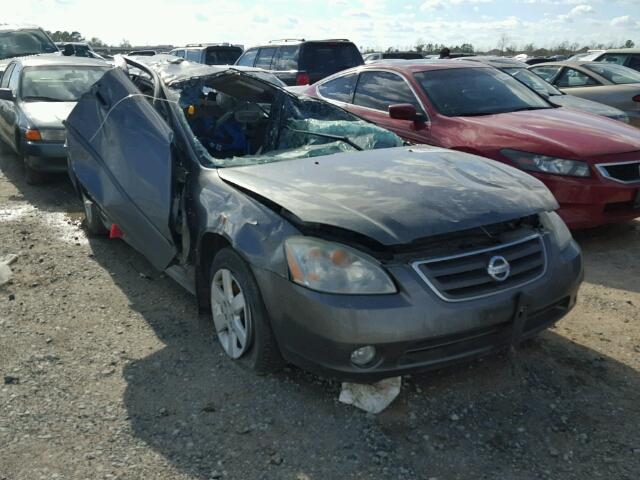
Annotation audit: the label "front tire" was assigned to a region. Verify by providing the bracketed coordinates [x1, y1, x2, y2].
[209, 248, 283, 374]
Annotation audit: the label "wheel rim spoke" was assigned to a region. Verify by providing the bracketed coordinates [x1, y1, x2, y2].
[231, 292, 245, 314]
[230, 316, 247, 347]
[222, 270, 233, 302]
[212, 283, 226, 304]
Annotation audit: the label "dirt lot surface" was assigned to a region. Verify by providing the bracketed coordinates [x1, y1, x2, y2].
[0, 147, 639, 480]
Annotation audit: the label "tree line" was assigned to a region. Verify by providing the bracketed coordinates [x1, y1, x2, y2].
[48, 30, 636, 56]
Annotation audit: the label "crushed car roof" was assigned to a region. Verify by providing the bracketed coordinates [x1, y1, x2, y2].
[122, 54, 280, 86]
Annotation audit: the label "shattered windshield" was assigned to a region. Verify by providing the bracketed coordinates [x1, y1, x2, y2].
[171, 72, 403, 168]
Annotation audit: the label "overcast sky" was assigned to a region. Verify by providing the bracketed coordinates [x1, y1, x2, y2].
[6, 0, 640, 50]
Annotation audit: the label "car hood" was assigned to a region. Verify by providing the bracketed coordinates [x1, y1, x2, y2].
[548, 94, 628, 121]
[20, 101, 76, 128]
[455, 107, 640, 158]
[217, 146, 557, 246]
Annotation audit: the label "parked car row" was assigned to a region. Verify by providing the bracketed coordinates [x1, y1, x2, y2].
[0, 24, 638, 381]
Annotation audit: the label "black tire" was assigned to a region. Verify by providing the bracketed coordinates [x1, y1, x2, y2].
[82, 192, 108, 236]
[24, 159, 46, 185]
[209, 248, 284, 374]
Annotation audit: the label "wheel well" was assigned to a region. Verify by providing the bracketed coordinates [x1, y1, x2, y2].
[195, 232, 232, 312]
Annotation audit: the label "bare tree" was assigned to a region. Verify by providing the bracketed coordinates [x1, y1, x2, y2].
[497, 33, 510, 56]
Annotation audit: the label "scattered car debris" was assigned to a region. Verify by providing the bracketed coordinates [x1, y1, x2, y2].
[339, 377, 402, 414]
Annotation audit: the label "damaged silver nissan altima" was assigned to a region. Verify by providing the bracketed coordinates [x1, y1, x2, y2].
[65, 55, 583, 381]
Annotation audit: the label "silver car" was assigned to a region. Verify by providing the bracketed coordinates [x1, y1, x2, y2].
[590, 48, 640, 72]
[458, 56, 629, 123]
[530, 61, 640, 127]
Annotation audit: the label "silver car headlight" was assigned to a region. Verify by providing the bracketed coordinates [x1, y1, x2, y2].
[501, 149, 590, 177]
[284, 237, 396, 295]
[539, 211, 573, 250]
[39, 129, 66, 142]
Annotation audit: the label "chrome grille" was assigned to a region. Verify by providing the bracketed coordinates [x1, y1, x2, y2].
[597, 161, 640, 184]
[412, 234, 546, 302]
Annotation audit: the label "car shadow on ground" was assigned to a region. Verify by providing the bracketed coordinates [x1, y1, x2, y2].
[83, 235, 639, 480]
[0, 146, 81, 215]
[573, 221, 640, 294]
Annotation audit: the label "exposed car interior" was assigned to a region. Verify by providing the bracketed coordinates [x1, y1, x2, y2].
[165, 69, 402, 165]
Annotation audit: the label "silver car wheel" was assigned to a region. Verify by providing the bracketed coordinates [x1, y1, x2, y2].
[210, 268, 251, 359]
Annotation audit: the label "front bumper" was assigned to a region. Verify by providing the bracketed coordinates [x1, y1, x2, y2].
[22, 141, 67, 172]
[255, 236, 583, 382]
[527, 164, 640, 230]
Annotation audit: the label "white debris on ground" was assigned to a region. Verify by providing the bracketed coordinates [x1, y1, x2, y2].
[339, 376, 402, 414]
[0, 253, 17, 286]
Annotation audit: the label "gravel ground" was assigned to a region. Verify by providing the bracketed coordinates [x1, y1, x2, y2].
[1, 146, 639, 480]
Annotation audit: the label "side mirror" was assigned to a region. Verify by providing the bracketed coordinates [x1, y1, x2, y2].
[389, 103, 424, 122]
[0, 88, 14, 101]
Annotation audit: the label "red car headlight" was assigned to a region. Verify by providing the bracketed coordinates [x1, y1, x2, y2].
[501, 149, 590, 177]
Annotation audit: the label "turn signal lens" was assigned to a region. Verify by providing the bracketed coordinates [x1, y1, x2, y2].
[25, 129, 42, 141]
[633, 95, 640, 103]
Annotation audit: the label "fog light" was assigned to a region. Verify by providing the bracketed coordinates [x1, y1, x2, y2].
[351, 346, 376, 367]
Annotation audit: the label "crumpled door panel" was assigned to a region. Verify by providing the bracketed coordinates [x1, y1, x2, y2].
[66, 68, 177, 271]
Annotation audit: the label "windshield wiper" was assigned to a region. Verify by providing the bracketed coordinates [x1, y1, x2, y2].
[22, 96, 65, 102]
[285, 126, 363, 151]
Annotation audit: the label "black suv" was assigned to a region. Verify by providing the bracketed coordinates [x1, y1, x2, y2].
[235, 39, 363, 86]
[0, 24, 58, 74]
[170, 43, 244, 65]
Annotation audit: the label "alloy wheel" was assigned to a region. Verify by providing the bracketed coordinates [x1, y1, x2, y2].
[210, 268, 252, 359]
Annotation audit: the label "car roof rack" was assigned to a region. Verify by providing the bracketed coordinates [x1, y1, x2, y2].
[315, 38, 350, 42]
[269, 38, 305, 44]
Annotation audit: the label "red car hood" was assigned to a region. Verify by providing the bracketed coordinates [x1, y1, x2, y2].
[452, 107, 640, 159]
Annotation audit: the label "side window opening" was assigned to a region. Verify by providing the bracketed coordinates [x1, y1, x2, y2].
[531, 66, 561, 83]
[273, 46, 299, 71]
[555, 68, 599, 88]
[255, 47, 276, 70]
[353, 71, 423, 113]
[236, 48, 258, 67]
[318, 74, 356, 103]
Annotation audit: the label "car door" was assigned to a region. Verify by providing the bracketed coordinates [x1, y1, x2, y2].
[349, 70, 430, 144]
[65, 66, 178, 271]
[0, 63, 17, 146]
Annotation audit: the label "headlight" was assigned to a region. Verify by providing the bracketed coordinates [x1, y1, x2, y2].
[501, 149, 590, 177]
[39, 129, 66, 142]
[284, 237, 396, 295]
[539, 211, 572, 250]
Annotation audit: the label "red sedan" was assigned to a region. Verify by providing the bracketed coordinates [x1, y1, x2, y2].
[304, 60, 640, 229]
